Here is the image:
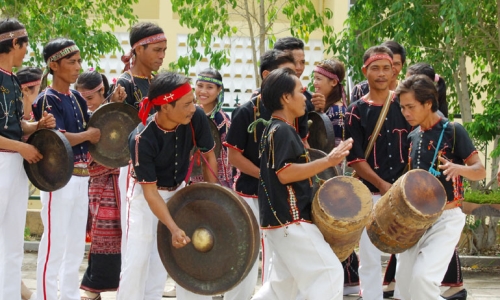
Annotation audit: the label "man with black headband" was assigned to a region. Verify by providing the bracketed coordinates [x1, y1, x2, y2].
[0, 18, 55, 299]
[118, 71, 217, 300]
[344, 46, 411, 300]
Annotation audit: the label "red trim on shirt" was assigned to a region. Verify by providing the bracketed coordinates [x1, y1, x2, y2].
[347, 158, 366, 166]
[276, 163, 293, 174]
[463, 150, 479, 163]
[223, 142, 244, 153]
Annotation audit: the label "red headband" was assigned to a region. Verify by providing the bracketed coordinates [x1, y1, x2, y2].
[138, 82, 192, 124]
[362, 54, 393, 68]
[21, 80, 41, 89]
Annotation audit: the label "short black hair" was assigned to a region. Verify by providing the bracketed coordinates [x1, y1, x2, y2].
[259, 49, 295, 80]
[261, 68, 297, 113]
[75, 70, 111, 98]
[16, 67, 42, 92]
[362, 45, 394, 66]
[407, 62, 447, 117]
[149, 71, 191, 111]
[396, 74, 438, 112]
[129, 22, 164, 53]
[198, 68, 222, 86]
[0, 18, 28, 54]
[381, 40, 406, 64]
[274, 37, 304, 51]
[42, 38, 79, 74]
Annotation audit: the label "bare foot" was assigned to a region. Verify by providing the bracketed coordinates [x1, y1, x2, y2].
[21, 281, 33, 300]
[441, 286, 464, 298]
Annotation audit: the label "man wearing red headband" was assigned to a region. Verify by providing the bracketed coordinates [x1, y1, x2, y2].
[118, 72, 217, 300]
[344, 46, 411, 300]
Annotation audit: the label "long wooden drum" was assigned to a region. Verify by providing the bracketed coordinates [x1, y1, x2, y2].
[312, 176, 372, 261]
[366, 169, 447, 253]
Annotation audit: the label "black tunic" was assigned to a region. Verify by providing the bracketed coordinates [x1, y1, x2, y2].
[258, 118, 312, 228]
[0, 69, 23, 141]
[129, 107, 215, 188]
[344, 96, 411, 193]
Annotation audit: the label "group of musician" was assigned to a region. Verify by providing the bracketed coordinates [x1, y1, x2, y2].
[0, 16, 488, 300]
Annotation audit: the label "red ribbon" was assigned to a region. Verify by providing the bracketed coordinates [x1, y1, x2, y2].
[138, 82, 192, 124]
[362, 54, 393, 68]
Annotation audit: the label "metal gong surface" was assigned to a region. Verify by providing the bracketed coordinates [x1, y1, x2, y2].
[308, 148, 339, 196]
[24, 129, 73, 192]
[190, 117, 222, 177]
[307, 111, 335, 153]
[88, 102, 140, 168]
[157, 183, 259, 295]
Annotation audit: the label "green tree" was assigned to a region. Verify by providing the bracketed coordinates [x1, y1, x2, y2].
[169, 0, 334, 86]
[0, 0, 138, 67]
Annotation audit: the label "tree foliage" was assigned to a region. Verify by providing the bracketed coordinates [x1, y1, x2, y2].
[329, 0, 500, 181]
[0, 0, 138, 67]
[169, 0, 334, 86]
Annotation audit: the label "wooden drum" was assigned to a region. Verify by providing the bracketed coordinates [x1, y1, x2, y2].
[366, 169, 447, 253]
[312, 176, 372, 261]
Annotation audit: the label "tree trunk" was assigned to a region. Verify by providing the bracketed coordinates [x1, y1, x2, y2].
[258, 0, 266, 88]
[244, 0, 260, 88]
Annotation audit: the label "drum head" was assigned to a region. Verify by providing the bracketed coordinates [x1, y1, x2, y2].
[308, 148, 339, 196]
[24, 129, 74, 192]
[157, 183, 259, 295]
[88, 102, 140, 168]
[307, 111, 335, 152]
[190, 117, 222, 177]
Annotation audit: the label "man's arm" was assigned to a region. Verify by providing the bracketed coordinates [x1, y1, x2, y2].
[142, 183, 191, 248]
[228, 148, 259, 179]
[438, 154, 486, 182]
[64, 127, 101, 146]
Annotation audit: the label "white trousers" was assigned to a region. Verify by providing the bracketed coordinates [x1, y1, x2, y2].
[396, 208, 465, 300]
[0, 153, 29, 299]
[118, 165, 130, 256]
[358, 194, 383, 300]
[36, 175, 89, 300]
[224, 196, 260, 300]
[118, 181, 210, 300]
[252, 222, 343, 300]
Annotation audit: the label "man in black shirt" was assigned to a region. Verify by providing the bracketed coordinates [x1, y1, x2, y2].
[252, 67, 352, 300]
[118, 72, 217, 300]
[344, 45, 411, 300]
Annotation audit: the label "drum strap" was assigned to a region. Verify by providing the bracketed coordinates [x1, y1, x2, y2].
[364, 91, 394, 159]
[429, 121, 449, 177]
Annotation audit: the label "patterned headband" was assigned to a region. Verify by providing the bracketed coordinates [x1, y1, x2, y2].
[132, 33, 167, 50]
[47, 45, 80, 63]
[0, 29, 28, 43]
[314, 66, 340, 82]
[79, 82, 104, 97]
[21, 80, 41, 89]
[197, 75, 223, 86]
[362, 54, 393, 68]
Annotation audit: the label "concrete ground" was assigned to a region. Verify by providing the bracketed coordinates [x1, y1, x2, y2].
[21, 251, 500, 300]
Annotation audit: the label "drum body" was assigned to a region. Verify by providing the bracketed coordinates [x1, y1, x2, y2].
[366, 169, 447, 253]
[312, 176, 372, 261]
[307, 148, 339, 196]
[157, 183, 259, 295]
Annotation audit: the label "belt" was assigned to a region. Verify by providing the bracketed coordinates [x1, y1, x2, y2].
[444, 199, 462, 210]
[157, 182, 183, 191]
[73, 167, 89, 177]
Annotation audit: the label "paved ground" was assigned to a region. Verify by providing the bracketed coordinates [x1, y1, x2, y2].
[21, 251, 500, 300]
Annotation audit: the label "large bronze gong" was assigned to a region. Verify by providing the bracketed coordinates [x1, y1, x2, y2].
[24, 129, 73, 192]
[88, 102, 140, 168]
[157, 183, 260, 295]
[307, 111, 335, 152]
[190, 116, 222, 177]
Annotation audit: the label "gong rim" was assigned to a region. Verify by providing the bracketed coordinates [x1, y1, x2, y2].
[24, 129, 74, 192]
[157, 183, 260, 295]
[307, 111, 335, 153]
[88, 102, 140, 168]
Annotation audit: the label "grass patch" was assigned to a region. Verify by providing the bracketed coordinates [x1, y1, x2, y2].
[464, 189, 500, 204]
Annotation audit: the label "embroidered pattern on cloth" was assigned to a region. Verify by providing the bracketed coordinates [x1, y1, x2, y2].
[0, 29, 27, 43]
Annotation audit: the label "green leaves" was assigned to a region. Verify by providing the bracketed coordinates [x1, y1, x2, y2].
[2, 0, 138, 67]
